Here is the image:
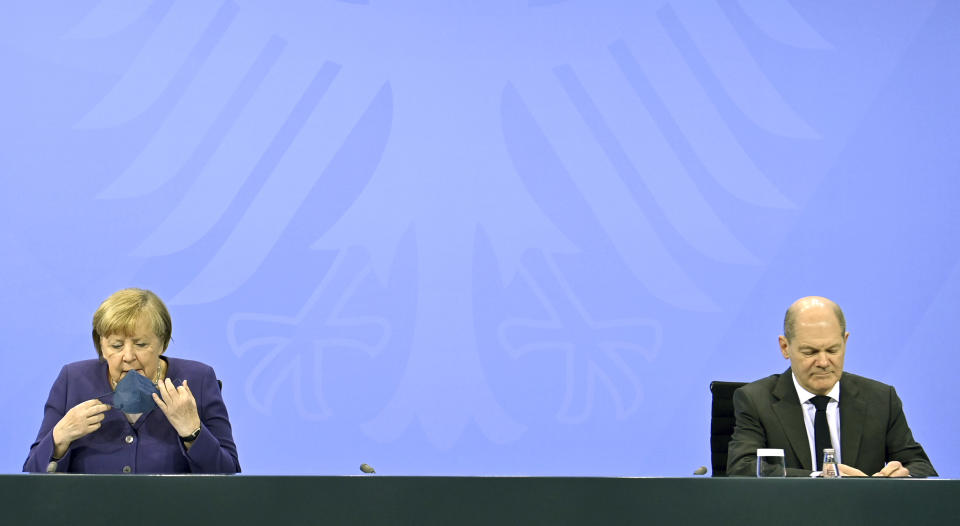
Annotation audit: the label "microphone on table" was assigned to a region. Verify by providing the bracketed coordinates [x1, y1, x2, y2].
[360, 463, 376, 474]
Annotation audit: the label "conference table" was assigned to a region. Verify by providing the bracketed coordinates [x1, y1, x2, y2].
[2, 475, 957, 524]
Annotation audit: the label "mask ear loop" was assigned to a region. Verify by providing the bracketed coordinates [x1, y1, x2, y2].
[94, 390, 115, 409]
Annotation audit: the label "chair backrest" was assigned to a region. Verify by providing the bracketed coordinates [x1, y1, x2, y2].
[709, 381, 747, 477]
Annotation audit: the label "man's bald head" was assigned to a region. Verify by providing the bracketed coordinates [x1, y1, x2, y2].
[783, 296, 846, 342]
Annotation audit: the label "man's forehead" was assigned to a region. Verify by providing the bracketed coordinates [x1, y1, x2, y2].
[792, 320, 845, 344]
[793, 304, 841, 327]
[795, 315, 841, 329]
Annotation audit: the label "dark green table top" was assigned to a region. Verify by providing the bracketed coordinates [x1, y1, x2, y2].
[1, 475, 957, 525]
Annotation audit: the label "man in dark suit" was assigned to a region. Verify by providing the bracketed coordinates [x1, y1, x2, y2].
[726, 297, 936, 477]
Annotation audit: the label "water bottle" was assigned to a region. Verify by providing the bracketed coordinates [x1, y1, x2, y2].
[822, 448, 841, 478]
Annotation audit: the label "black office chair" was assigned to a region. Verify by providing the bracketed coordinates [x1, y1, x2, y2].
[709, 381, 746, 477]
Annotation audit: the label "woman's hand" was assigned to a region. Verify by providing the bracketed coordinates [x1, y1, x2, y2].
[52, 399, 111, 458]
[153, 378, 202, 441]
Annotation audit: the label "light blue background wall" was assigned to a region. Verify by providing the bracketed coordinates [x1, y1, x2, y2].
[2, 0, 958, 476]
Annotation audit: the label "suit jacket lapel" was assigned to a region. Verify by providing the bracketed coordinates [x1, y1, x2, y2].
[771, 370, 813, 471]
[839, 376, 866, 467]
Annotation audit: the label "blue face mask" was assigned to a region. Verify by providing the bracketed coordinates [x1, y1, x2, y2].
[112, 371, 160, 414]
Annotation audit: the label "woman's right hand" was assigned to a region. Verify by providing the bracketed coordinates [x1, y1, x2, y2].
[52, 399, 111, 458]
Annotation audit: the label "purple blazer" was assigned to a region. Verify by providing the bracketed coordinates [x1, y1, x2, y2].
[24, 357, 240, 474]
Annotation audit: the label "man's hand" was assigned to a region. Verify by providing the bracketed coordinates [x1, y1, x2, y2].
[873, 461, 910, 478]
[835, 462, 910, 477]
[837, 464, 867, 477]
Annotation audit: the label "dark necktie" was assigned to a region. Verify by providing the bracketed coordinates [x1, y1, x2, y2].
[811, 395, 832, 470]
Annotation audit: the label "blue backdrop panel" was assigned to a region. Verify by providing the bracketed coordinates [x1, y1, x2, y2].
[1, 0, 957, 476]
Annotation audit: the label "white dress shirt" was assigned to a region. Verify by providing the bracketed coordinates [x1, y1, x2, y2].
[791, 373, 841, 472]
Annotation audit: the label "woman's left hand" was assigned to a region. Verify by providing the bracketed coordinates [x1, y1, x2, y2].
[153, 378, 202, 438]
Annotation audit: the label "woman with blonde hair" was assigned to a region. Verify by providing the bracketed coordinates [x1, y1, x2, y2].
[24, 288, 239, 473]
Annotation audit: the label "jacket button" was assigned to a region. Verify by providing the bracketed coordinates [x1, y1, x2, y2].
[125, 435, 134, 444]
[122, 465, 132, 473]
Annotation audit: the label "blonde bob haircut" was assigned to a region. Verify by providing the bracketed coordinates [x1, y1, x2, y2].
[92, 288, 172, 358]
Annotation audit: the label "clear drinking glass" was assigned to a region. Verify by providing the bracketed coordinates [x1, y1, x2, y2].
[757, 448, 786, 477]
